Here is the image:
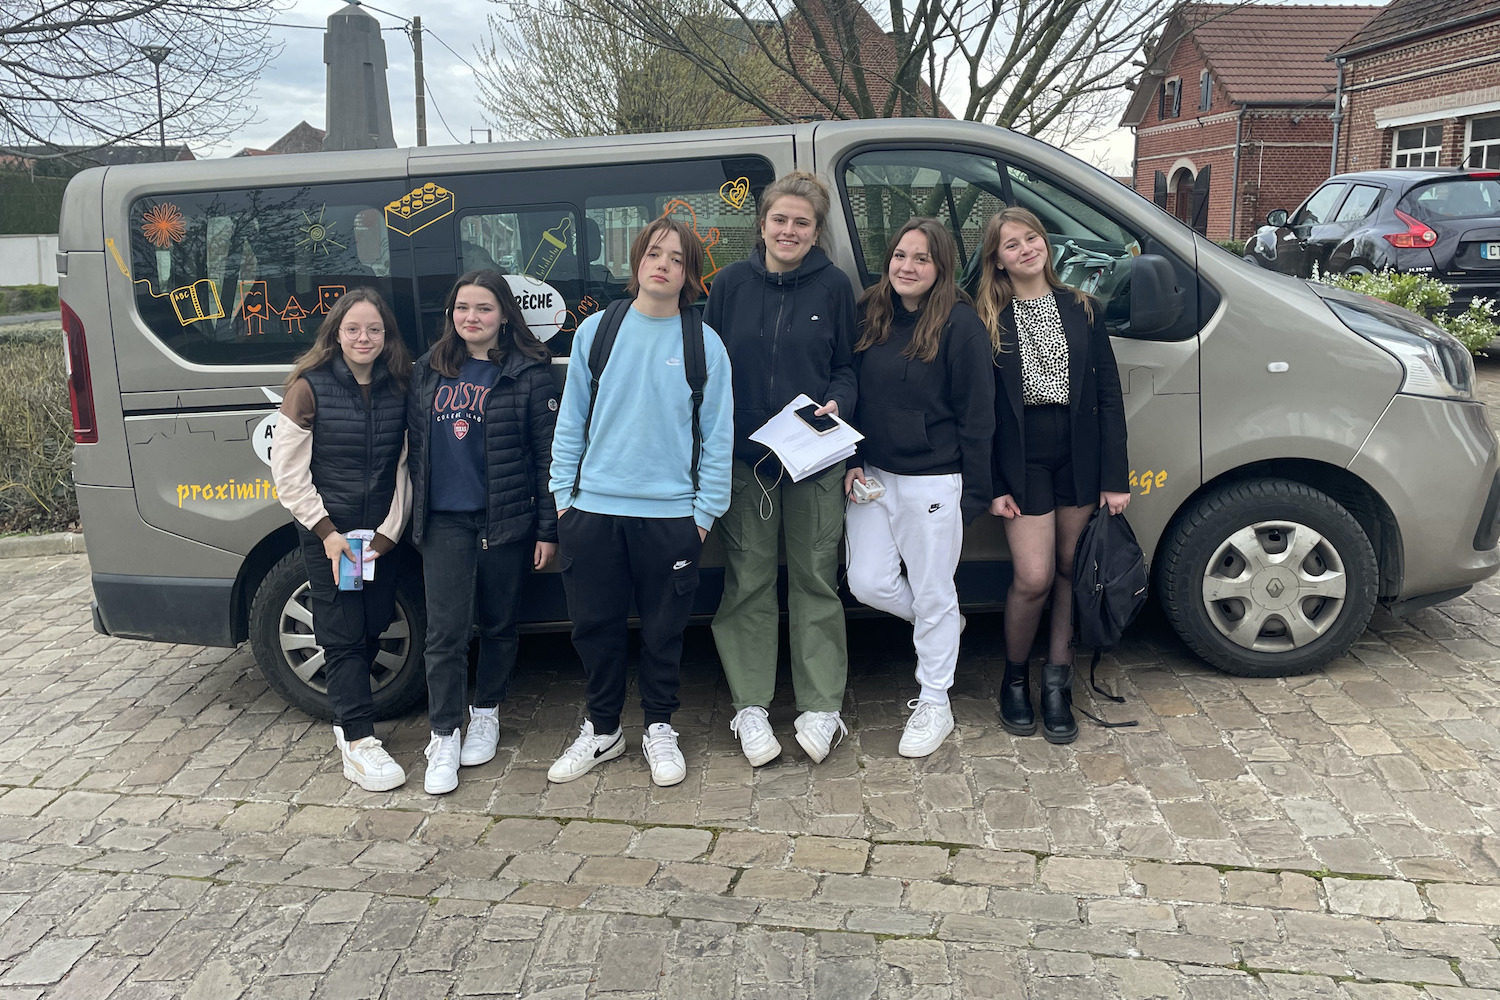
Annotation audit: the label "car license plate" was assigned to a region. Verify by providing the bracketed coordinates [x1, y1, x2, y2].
[1486, 242, 1500, 260]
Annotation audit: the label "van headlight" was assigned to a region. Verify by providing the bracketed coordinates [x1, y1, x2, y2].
[1317, 286, 1474, 401]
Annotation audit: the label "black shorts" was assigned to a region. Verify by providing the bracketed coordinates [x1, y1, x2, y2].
[1020, 404, 1095, 516]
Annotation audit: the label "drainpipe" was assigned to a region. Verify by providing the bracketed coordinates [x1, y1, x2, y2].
[1330, 56, 1346, 177]
[1230, 103, 1246, 239]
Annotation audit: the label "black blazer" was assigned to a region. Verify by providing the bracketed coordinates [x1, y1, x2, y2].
[991, 290, 1128, 508]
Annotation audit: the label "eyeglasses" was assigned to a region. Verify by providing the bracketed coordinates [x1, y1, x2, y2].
[339, 325, 385, 340]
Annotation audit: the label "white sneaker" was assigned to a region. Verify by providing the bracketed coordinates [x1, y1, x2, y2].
[729, 706, 781, 767]
[794, 711, 848, 764]
[548, 720, 625, 783]
[423, 729, 461, 794]
[334, 726, 406, 792]
[898, 699, 954, 758]
[642, 723, 687, 787]
[460, 706, 500, 766]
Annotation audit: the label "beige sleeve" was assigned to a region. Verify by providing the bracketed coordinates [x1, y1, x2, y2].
[373, 437, 411, 549]
[270, 407, 333, 534]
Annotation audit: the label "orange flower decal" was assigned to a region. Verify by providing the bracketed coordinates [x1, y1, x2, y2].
[142, 203, 186, 248]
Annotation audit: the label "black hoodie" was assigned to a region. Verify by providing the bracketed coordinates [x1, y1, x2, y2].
[851, 292, 996, 523]
[704, 245, 858, 468]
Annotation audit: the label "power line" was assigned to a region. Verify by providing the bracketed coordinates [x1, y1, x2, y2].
[421, 28, 480, 76]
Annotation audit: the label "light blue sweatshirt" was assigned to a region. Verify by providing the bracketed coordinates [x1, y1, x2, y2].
[548, 305, 734, 531]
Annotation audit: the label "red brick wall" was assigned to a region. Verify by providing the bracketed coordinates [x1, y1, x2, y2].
[1337, 19, 1500, 172]
[1129, 38, 1336, 241]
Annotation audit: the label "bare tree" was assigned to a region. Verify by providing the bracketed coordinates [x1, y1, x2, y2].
[478, 0, 778, 139]
[0, 0, 280, 158]
[521, 0, 1168, 146]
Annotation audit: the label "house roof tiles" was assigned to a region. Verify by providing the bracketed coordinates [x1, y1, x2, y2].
[1335, 0, 1499, 57]
[1180, 3, 1382, 104]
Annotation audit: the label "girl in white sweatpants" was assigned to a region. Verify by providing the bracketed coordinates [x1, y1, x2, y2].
[843, 219, 996, 757]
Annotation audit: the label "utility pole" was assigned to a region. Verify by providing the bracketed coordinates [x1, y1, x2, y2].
[412, 16, 427, 147]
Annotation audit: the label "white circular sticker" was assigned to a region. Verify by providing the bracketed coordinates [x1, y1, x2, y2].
[253, 412, 279, 467]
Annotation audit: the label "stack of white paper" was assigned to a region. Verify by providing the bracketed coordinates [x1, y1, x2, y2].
[749, 393, 865, 482]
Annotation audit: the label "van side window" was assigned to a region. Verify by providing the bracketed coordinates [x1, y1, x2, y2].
[128, 183, 401, 365]
[841, 148, 1008, 287]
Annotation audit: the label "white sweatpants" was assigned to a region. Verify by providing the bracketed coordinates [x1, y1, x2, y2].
[845, 466, 964, 705]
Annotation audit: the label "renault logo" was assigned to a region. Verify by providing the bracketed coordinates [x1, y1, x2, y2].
[1266, 579, 1285, 598]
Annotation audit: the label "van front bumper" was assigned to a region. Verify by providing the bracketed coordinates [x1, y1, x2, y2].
[1349, 394, 1500, 601]
[91, 573, 237, 647]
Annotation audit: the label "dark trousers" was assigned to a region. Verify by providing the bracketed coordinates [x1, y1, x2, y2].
[300, 530, 399, 743]
[558, 510, 702, 734]
[418, 511, 532, 734]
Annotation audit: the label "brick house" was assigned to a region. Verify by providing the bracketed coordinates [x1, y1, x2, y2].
[1121, 3, 1380, 242]
[231, 122, 328, 158]
[1332, 0, 1500, 174]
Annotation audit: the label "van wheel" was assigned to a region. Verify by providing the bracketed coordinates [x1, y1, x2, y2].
[248, 550, 427, 721]
[1157, 479, 1377, 677]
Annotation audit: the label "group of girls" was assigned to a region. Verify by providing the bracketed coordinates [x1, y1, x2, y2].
[269, 168, 1128, 796]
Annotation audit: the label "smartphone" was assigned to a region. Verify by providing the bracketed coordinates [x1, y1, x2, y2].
[795, 403, 839, 435]
[337, 536, 365, 591]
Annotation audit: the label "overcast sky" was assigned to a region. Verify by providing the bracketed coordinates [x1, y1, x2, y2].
[214, 0, 1378, 172]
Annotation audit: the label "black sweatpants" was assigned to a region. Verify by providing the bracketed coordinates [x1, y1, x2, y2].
[557, 510, 703, 734]
[299, 529, 400, 742]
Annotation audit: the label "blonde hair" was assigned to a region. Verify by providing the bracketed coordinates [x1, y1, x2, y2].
[975, 206, 1094, 354]
[755, 171, 832, 243]
[855, 218, 962, 365]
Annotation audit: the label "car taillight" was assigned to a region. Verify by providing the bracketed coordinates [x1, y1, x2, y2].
[1468, 171, 1500, 179]
[61, 301, 98, 444]
[1383, 208, 1438, 248]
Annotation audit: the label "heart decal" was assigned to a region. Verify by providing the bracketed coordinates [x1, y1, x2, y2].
[719, 177, 750, 210]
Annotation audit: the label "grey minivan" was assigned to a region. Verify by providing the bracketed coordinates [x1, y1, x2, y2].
[56, 119, 1500, 719]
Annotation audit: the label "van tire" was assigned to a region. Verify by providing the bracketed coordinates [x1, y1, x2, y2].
[248, 550, 428, 721]
[1157, 479, 1378, 677]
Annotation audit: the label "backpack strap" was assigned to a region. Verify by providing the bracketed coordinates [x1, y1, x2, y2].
[1071, 648, 1139, 730]
[681, 305, 707, 494]
[571, 298, 632, 500]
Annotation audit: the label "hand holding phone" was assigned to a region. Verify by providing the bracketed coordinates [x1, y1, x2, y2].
[795, 403, 839, 435]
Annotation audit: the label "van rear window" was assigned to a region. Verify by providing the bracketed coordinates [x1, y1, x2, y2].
[128, 181, 402, 365]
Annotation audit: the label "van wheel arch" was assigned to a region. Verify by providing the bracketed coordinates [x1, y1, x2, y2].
[232, 524, 300, 644]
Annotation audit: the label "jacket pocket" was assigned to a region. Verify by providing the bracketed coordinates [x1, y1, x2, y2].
[861, 401, 931, 462]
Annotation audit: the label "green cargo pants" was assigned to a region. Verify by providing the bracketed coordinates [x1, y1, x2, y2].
[711, 458, 848, 713]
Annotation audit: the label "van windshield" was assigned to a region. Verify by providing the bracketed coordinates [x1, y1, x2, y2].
[127, 181, 403, 365]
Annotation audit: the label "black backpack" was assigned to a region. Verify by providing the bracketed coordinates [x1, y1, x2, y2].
[1071, 505, 1148, 728]
[569, 298, 708, 500]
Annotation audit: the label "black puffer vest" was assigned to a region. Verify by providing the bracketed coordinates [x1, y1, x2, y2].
[303, 357, 407, 531]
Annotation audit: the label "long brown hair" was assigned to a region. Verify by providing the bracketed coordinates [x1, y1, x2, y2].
[855, 218, 961, 364]
[626, 217, 704, 309]
[975, 206, 1094, 354]
[430, 269, 549, 378]
[284, 286, 411, 392]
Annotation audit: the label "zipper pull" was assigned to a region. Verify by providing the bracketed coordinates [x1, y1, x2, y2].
[481, 538, 489, 550]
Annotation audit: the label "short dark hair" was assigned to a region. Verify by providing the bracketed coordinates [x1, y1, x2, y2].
[625, 217, 704, 309]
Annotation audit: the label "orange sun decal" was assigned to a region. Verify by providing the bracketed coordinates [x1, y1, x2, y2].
[141, 203, 187, 248]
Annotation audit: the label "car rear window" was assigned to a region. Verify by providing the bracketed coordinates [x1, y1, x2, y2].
[1401, 178, 1500, 222]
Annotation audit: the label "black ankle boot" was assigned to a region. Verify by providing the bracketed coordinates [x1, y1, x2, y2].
[1040, 662, 1078, 744]
[999, 660, 1036, 736]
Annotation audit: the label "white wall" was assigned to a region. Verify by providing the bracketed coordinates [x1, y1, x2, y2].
[0, 235, 59, 287]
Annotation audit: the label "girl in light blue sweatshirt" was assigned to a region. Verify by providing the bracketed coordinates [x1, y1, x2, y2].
[545, 216, 733, 788]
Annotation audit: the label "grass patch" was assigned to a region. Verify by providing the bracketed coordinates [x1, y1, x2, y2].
[0, 284, 59, 316]
[0, 322, 76, 533]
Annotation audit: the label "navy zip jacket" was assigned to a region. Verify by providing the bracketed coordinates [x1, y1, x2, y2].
[704, 244, 858, 469]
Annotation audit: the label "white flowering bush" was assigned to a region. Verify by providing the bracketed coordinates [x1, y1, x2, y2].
[1312, 264, 1499, 356]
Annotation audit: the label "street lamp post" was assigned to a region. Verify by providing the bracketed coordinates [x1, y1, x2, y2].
[138, 45, 171, 160]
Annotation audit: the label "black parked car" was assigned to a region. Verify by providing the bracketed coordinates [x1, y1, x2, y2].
[1247, 168, 1500, 309]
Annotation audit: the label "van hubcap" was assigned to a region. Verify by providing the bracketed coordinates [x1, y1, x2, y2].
[278, 583, 410, 695]
[1202, 520, 1347, 652]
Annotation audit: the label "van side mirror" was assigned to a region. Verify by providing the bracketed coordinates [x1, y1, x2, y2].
[1128, 254, 1184, 337]
[1266, 209, 1289, 227]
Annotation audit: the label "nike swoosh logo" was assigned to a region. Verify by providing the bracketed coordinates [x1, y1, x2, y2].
[673, 560, 691, 570]
[594, 736, 621, 758]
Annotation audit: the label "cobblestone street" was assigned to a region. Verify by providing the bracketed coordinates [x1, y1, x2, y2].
[1, 362, 1500, 998]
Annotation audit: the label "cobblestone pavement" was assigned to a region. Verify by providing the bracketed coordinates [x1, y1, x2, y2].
[2, 363, 1500, 998]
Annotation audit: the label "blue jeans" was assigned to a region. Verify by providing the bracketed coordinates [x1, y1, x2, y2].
[418, 511, 531, 733]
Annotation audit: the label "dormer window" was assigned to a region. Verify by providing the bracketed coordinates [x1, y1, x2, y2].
[1160, 78, 1182, 119]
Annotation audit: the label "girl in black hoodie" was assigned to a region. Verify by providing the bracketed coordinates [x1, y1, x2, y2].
[844, 218, 995, 759]
[705, 171, 859, 768]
